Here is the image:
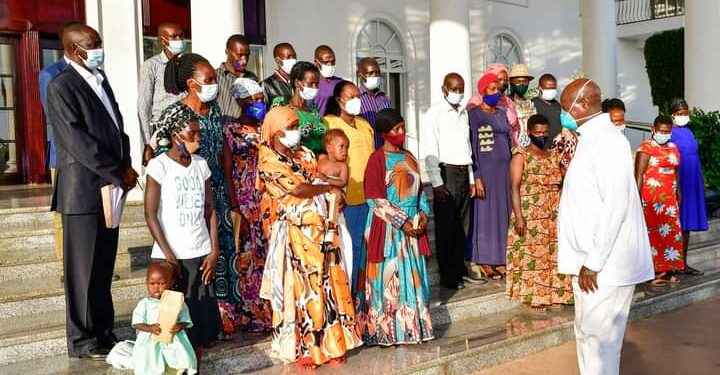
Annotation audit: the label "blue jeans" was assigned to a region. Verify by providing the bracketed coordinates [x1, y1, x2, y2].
[343, 203, 369, 296]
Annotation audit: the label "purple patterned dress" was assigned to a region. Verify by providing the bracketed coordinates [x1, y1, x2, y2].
[224, 123, 272, 332]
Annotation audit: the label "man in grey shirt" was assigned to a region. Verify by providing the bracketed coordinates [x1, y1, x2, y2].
[216, 34, 259, 124]
[137, 21, 186, 165]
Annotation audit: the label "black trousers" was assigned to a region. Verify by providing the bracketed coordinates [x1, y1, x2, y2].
[62, 213, 118, 356]
[433, 164, 471, 287]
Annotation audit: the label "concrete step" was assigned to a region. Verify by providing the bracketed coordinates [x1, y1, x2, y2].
[0, 202, 147, 235]
[8, 262, 720, 375]
[0, 269, 147, 320]
[3, 242, 718, 367]
[0, 220, 152, 254]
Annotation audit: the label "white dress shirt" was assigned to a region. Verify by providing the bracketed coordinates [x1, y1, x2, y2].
[420, 100, 474, 187]
[557, 113, 654, 286]
[69, 60, 119, 127]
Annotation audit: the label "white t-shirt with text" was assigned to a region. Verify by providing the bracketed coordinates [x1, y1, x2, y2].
[146, 153, 212, 260]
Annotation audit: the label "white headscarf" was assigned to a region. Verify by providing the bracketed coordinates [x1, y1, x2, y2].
[232, 77, 263, 99]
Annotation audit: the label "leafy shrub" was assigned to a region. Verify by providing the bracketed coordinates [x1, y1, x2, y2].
[690, 109, 720, 190]
[644, 28, 684, 115]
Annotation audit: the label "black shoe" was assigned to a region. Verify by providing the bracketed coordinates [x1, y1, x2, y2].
[99, 333, 119, 348]
[79, 346, 110, 360]
[682, 265, 705, 276]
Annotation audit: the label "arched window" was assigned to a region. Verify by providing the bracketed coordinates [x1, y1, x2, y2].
[485, 32, 524, 67]
[355, 19, 406, 113]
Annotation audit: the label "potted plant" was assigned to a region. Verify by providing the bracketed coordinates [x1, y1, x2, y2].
[690, 109, 720, 218]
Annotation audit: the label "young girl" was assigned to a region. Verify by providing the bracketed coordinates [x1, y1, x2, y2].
[145, 104, 221, 367]
[132, 261, 197, 375]
[635, 115, 685, 286]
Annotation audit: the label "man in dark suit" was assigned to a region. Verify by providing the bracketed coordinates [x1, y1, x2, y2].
[39, 21, 82, 283]
[46, 23, 138, 359]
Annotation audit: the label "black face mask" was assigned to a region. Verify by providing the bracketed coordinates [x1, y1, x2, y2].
[500, 83, 509, 95]
[530, 135, 548, 149]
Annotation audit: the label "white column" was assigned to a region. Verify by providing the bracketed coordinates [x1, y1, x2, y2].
[84, 0, 102, 35]
[88, 0, 145, 201]
[580, 0, 618, 98]
[685, 0, 720, 110]
[429, 0, 472, 106]
[190, 0, 244, 65]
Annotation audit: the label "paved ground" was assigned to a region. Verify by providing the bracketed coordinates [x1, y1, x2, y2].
[474, 297, 720, 375]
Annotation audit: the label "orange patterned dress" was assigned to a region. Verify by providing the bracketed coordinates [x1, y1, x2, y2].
[638, 140, 685, 273]
[506, 148, 573, 306]
[257, 144, 362, 365]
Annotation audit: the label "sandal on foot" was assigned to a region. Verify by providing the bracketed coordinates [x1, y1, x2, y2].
[479, 265, 501, 280]
[682, 265, 704, 276]
[296, 357, 319, 370]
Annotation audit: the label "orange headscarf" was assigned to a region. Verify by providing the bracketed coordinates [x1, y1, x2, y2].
[259, 106, 299, 144]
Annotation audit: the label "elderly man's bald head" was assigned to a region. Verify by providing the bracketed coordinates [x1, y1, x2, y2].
[560, 78, 602, 126]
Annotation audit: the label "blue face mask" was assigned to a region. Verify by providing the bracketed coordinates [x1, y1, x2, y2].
[483, 92, 502, 107]
[243, 102, 266, 122]
[560, 110, 578, 132]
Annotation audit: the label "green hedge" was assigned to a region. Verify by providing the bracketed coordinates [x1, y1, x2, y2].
[690, 109, 720, 191]
[644, 28, 684, 115]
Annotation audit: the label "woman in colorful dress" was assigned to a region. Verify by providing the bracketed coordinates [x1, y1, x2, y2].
[550, 119, 579, 176]
[467, 73, 512, 280]
[257, 107, 361, 370]
[670, 98, 708, 276]
[220, 77, 271, 333]
[635, 115, 685, 285]
[362, 108, 434, 346]
[283, 61, 328, 155]
[507, 114, 573, 310]
[159, 52, 226, 347]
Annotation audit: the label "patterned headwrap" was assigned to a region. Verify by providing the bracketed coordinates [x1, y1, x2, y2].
[151, 104, 197, 153]
[232, 77, 263, 99]
[260, 106, 299, 144]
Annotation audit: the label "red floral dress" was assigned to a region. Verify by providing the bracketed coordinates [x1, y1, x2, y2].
[638, 140, 685, 273]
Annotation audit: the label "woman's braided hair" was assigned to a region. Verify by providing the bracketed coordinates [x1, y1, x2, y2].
[164, 52, 210, 94]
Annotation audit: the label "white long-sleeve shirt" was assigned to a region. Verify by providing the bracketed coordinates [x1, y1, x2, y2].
[420, 100, 474, 187]
[557, 113, 654, 286]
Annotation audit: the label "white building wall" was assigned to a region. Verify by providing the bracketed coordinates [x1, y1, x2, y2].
[467, 0, 583, 94]
[617, 38, 658, 122]
[265, 0, 431, 157]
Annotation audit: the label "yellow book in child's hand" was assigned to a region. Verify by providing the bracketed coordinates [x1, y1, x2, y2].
[152, 290, 184, 344]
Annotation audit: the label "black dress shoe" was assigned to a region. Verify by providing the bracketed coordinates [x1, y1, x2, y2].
[99, 332, 119, 348]
[79, 346, 110, 359]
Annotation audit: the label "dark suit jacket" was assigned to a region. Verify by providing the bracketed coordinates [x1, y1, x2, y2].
[39, 58, 68, 168]
[46, 65, 131, 215]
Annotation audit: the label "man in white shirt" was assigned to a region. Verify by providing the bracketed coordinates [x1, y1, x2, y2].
[420, 73, 477, 290]
[557, 78, 654, 375]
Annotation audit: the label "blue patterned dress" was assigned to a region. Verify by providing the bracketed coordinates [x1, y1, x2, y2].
[362, 151, 434, 346]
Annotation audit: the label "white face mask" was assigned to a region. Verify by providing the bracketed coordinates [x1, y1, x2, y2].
[281, 58, 297, 74]
[165, 39, 186, 55]
[446, 92, 464, 106]
[319, 64, 336, 78]
[344, 97, 362, 115]
[364, 76, 380, 91]
[653, 133, 671, 145]
[279, 129, 301, 148]
[193, 80, 218, 102]
[541, 89, 557, 101]
[673, 115, 690, 127]
[77, 46, 104, 70]
[299, 85, 318, 100]
[615, 123, 626, 132]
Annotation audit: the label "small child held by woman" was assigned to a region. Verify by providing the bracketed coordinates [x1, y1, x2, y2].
[132, 261, 197, 375]
[315, 129, 353, 275]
